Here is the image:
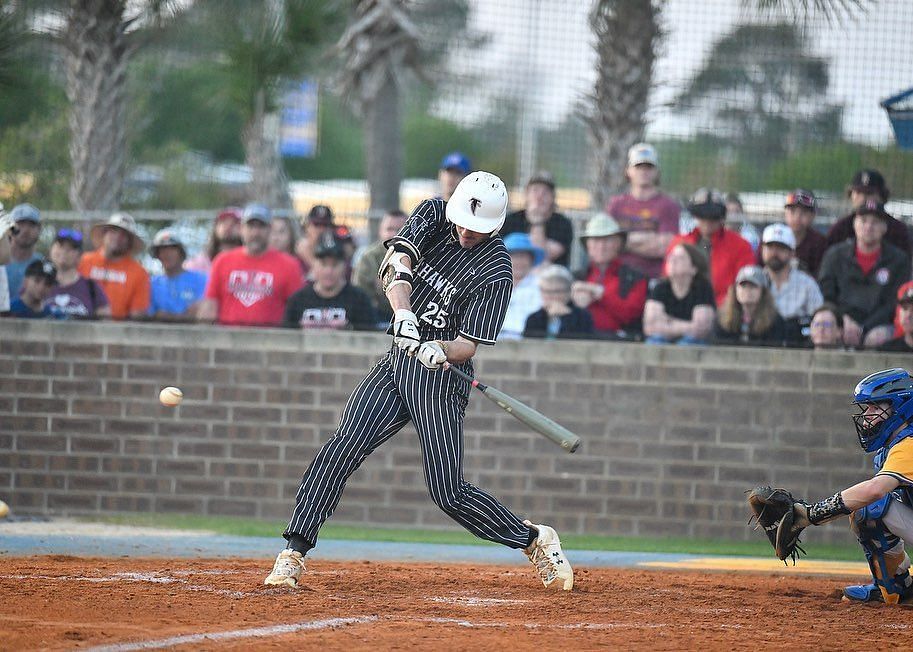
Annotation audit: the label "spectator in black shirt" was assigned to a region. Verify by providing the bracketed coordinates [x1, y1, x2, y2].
[283, 235, 376, 330]
[644, 242, 715, 345]
[501, 171, 574, 267]
[523, 265, 594, 340]
[714, 265, 786, 346]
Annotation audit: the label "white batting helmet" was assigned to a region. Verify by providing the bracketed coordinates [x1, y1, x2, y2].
[445, 171, 508, 234]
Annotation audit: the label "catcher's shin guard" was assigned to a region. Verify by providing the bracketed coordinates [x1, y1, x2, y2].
[849, 496, 913, 604]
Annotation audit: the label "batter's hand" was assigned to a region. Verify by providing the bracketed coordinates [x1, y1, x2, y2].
[415, 340, 447, 370]
[392, 309, 421, 354]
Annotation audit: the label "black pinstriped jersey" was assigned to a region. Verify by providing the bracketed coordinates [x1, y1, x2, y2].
[388, 198, 513, 345]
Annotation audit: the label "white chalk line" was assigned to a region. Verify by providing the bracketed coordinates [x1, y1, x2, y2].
[81, 617, 379, 652]
[0, 572, 254, 599]
[429, 596, 528, 606]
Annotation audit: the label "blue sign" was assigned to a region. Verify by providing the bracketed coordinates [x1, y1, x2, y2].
[280, 80, 319, 157]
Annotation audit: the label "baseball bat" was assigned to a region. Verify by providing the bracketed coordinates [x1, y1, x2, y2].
[444, 362, 581, 453]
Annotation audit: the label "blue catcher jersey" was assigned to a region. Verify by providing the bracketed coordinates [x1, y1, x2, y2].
[388, 198, 513, 345]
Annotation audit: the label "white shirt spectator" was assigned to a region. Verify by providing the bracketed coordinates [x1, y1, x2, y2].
[0, 268, 8, 312]
[500, 272, 542, 340]
[765, 265, 823, 321]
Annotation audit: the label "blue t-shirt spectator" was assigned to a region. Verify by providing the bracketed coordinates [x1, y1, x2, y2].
[8, 296, 52, 319]
[149, 269, 207, 317]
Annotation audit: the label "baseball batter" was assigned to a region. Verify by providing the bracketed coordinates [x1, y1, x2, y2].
[265, 171, 573, 591]
[750, 368, 913, 604]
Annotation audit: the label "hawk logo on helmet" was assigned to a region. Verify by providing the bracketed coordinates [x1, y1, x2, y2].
[469, 198, 482, 215]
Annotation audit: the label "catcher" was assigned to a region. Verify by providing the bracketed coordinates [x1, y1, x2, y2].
[749, 367, 913, 604]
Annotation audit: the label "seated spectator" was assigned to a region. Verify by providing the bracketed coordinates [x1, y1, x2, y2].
[572, 213, 646, 338]
[199, 203, 304, 327]
[891, 281, 913, 341]
[523, 265, 594, 340]
[880, 287, 913, 353]
[6, 260, 56, 318]
[808, 303, 844, 350]
[78, 213, 150, 320]
[725, 193, 760, 253]
[499, 233, 545, 340]
[667, 188, 755, 306]
[148, 230, 207, 322]
[47, 228, 110, 320]
[438, 151, 471, 201]
[714, 265, 786, 346]
[606, 143, 681, 278]
[818, 200, 910, 349]
[0, 210, 15, 312]
[3, 203, 44, 300]
[783, 189, 827, 276]
[184, 207, 243, 273]
[826, 169, 910, 254]
[502, 171, 574, 267]
[760, 223, 823, 342]
[352, 209, 408, 324]
[269, 213, 300, 256]
[643, 243, 715, 345]
[295, 204, 335, 279]
[283, 234, 375, 330]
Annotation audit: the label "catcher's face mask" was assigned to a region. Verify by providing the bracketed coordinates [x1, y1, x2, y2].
[852, 400, 893, 451]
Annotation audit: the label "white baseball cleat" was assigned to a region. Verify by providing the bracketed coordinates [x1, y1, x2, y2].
[523, 520, 574, 591]
[264, 549, 305, 588]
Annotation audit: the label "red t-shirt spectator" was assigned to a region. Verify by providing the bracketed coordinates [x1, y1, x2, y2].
[606, 192, 680, 279]
[668, 228, 755, 307]
[205, 248, 303, 326]
[580, 260, 647, 332]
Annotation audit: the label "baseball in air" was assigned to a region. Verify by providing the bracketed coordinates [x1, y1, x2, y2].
[159, 386, 183, 407]
[0, 499, 9, 519]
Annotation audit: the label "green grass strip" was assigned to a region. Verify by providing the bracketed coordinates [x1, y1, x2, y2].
[82, 513, 862, 561]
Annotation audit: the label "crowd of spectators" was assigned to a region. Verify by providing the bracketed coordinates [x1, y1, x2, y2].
[1, 145, 911, 353]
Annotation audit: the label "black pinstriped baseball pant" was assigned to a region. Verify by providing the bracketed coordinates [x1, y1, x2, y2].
[284, 348, 532, 550]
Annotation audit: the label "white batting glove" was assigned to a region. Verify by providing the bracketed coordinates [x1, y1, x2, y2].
[415, 340, 447, 370]
[392, 309, 421, 354]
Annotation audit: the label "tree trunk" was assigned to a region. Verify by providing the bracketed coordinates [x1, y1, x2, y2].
[584, 0, 661, 210]
[364, 74, 401, 213]
[242, 88, 291, 209]
[64, 0, 130, 212]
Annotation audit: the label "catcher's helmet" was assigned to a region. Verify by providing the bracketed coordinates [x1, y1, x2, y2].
[852, 368, 913, 452]
[445, 171, 508, 234]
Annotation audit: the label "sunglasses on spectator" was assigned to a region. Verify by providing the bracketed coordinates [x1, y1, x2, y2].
[811, 320, 837, 328]
[57, 228, 84, 243]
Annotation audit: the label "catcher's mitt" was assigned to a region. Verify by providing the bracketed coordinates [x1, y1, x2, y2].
[747, 485, 808, 564]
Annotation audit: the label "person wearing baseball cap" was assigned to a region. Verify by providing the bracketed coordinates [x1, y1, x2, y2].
[666, 187, 756, 307]
[606, 143, 681, 280]
[46, 227, 111, 320]
[501, 170, 574, 267]
[438, 151, 471, 201]
[499, 232, 546, 340]
[714, 264, 787, 346]
[294, 204, 335, 280]
[6, 259, 57, 319]
[572, 213, 647, 338]
[782, 189, 827, 276]
[199, 202, 304, 327]
[77, 212, 150, 320]
[819, 198, 911, 349]
[825, 169, 910, 254]
[282, 233, 375, 330]
[879, 283, 913, 352]
[760, 222, 823, 342]
[148, 229, 207, 321]
[3, 202, 45, 301]
[185, 207, 244, 274]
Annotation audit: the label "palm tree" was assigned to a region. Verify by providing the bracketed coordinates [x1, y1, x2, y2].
[334, 0, 424, 213]
[583, 0, 660, 210]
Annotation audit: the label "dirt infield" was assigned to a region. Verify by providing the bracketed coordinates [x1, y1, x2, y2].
[2, 556, 911, 651]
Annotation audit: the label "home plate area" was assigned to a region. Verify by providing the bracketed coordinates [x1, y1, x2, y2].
[3, 557, 912, 650]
